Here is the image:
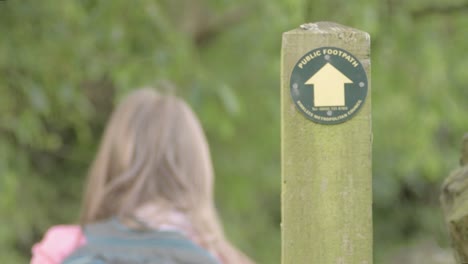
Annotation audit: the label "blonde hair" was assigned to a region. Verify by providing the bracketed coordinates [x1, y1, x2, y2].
[80, 88, 253, 264]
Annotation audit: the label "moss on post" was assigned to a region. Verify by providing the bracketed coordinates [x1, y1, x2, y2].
[281, 22, 372, 264]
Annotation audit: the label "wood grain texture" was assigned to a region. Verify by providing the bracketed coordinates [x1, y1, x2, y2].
[281, 22, 372, 264]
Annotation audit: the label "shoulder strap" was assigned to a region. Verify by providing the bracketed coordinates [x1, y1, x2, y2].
[63, 219, 220, 264]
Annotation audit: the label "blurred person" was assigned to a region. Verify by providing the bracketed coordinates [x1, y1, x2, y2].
[31, 88, 254, 264]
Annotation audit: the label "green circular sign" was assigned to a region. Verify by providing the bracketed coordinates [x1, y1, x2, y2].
[290, 47, 368, 124]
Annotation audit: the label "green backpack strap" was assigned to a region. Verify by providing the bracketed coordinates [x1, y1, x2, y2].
[63, 218, 220, 264]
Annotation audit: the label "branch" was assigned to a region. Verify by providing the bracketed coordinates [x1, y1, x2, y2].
[412, 2, 468, 19]
[193, 7, 251, 47]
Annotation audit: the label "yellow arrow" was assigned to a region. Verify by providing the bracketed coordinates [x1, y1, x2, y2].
[305, 63, 353, 107]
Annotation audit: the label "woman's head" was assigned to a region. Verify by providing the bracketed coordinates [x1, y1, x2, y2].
[81, 88, 214, 222]
[79, 88, 254, 264]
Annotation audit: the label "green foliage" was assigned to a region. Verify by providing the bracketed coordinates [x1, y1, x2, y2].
[1, 0, 468, 263]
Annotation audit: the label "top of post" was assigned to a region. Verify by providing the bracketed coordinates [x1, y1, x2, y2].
[283, 21, 370, 39]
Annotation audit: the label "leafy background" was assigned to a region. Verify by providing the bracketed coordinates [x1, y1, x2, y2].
[1, 0, 468, 263]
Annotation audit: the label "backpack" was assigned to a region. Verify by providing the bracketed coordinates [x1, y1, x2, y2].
[62, 218, 220, 264]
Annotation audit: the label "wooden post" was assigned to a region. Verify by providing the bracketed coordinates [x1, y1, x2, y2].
[441, 133, 468, 263]
[281, 22, 372, 263]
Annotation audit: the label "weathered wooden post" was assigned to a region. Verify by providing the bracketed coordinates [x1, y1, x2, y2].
[281, 22, 372, 263]
[441, 133, 468, 262]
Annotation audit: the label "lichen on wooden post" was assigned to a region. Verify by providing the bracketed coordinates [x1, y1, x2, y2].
[281, 22, 372, 264]
[441, 133, 468, 263]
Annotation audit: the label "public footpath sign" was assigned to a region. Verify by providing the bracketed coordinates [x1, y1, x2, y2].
[281, 22, 372, 264]
[290, 47, 368, 124]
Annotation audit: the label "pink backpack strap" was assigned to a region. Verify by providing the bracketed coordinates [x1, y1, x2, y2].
[31, 225, 86, 264]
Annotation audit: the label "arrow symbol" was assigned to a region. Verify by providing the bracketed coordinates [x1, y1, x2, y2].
[305, 63, 353, 107]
